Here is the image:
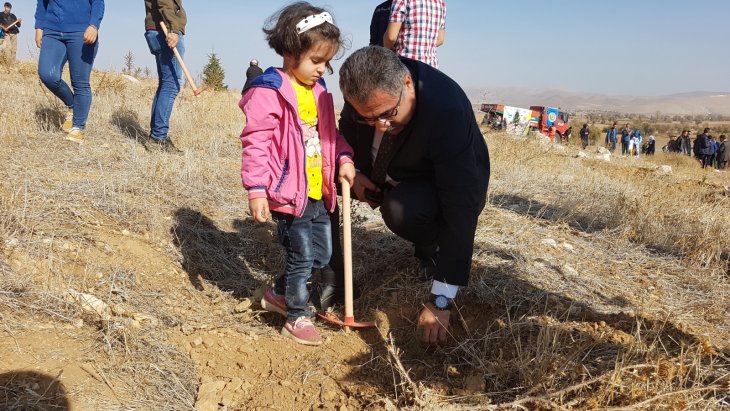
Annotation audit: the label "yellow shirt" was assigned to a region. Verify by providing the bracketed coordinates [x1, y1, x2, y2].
[291, 81, 323, 200]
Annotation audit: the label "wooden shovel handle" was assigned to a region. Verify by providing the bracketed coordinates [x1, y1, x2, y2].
[159, 21, 199, 96]
[341, 180, 354, 324]
[4, 20, 19, 30]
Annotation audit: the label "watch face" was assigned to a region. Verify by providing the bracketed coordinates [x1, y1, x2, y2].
[434, 295, 449, 309]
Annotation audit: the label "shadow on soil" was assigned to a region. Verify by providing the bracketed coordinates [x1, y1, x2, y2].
[490, 193, 690, 259]
[169, 206, 727, 408]
[0, 371, 70, 410]
[490, 193, 618, 234]
[171, 207, 278, 299]
[333, 233, 728, 408]
[33, 106, 65, 133]
[110, 108, 150, 149]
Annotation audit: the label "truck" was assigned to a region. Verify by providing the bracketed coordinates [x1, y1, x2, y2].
[481, 103, 572, 141]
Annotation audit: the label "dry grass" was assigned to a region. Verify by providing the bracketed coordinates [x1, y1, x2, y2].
[0, 61, 240, 409]
[0, 60, 728, 410]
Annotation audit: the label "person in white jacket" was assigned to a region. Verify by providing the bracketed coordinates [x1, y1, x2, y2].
[633, 129, 642, 157]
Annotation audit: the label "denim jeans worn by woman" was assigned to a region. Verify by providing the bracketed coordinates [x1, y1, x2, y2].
[37, 29, 98, 130]
[272, 199, 332, 322]
[145, 29, 184, 142]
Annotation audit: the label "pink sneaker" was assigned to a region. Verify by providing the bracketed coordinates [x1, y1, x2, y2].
[281, 316, 322, 346]
[260, 288, 286, 317]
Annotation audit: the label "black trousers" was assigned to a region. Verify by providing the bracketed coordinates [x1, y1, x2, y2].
[380, 179, 440, 260]
[702, 154, 713, 168]
[328, 179, 439, 285]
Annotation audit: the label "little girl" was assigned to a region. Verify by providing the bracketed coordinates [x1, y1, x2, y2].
[240, 2, 355, 346]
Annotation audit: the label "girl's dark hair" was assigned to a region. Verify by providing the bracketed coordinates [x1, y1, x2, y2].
[263, 2, 345, 74]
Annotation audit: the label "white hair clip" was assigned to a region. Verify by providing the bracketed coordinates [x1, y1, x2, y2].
[296, 12, 333, 34]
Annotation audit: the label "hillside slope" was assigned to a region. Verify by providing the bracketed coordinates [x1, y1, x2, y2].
[466, 87, 730, 116]
[1, 62, 729, 410]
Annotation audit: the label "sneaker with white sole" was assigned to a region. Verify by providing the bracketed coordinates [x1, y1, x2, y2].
[281, 316, 322, 346]
[65, 127, 84, 144]
[260, 287, 286, 317]
[62, 111, 74, 132]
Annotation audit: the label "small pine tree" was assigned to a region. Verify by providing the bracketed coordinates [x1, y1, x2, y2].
[202, 52, 227, 91]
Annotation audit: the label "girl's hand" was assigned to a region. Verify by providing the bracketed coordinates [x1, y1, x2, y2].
[338, 162, 356, 187]
[249, 198, 270, 223]
[83, 25, 98, 45]
[35, 29, 43, 48]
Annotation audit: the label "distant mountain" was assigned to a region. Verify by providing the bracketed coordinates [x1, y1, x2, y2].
[464, 87, 730, 115]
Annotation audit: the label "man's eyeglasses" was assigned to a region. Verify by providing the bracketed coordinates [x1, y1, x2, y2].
[354, 85, 403, 126]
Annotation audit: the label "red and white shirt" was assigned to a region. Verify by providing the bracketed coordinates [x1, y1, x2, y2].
[389, 0, 446, 69]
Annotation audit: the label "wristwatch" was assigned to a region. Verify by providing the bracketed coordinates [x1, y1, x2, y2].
[430, 294, 453, 311]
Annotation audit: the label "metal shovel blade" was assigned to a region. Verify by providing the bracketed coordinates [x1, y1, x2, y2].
[318, 310, 376, 328]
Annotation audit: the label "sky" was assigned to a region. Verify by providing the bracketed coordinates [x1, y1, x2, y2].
[8, 0, 730, 100]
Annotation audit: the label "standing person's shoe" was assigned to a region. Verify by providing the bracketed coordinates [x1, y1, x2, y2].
[281, 316, 322, 346]
[310, 282, 338, 312]
[147, 137, 182, 154]
[61, 110, 74, 132]
[260, 287, 287, 317]
[65, 127, 84, 144]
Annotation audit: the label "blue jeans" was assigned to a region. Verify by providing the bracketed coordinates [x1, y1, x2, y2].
[38, 30, 98, 130]
[145, 30, 184, 141]
[272, 199, 332, 321]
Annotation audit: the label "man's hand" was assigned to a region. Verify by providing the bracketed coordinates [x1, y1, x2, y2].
[166, 32, 179, 49]
[352, 172, 380, 208]
[249, 198, 270, 223]
[83, 25, 98, 45]
[417, 302, 450, 346]
[35, 28, 43, 48]
[338, 162, 356, 187]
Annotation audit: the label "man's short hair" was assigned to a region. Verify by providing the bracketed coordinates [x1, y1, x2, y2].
[4, 2, 11, 8]
[339, 46, 409, 105]
[704, 127, 711, 133]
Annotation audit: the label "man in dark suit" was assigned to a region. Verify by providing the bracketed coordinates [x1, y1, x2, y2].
[337, 46, 490, 346]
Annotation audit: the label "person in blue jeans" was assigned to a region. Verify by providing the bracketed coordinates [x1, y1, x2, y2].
[605, 122, 617, 152]
[34, 0, 104, 144]
[144, 0, 187, 153]
[620, 123, 631, 156]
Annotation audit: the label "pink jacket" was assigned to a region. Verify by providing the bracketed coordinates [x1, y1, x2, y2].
[239, 67, 354, 217]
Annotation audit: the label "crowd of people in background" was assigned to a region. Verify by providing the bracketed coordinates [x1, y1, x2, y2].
[593, 122, 730, 170]
[544, 121, 729, 171]
[602, 122, 655, 157]
[663, 128, 730, 170]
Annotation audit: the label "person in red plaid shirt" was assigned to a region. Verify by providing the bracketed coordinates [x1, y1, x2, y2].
[383, 0, 445, 69]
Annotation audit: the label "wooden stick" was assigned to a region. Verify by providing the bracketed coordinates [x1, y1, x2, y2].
[2, 20, 20, 31]
[159, 21, 200, 96]
[341, 180, 354, 332]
